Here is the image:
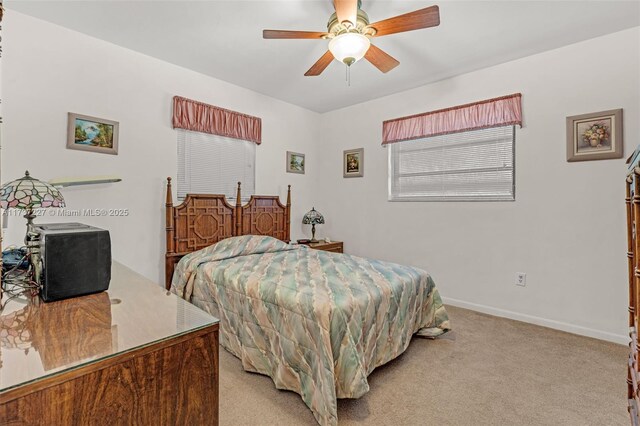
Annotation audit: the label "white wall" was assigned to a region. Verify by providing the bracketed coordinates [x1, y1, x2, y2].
[2, 12, 322, 284]
[316, 27, 640, 343]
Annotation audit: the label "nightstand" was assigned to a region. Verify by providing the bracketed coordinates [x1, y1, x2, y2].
[305, 241, 343, 253]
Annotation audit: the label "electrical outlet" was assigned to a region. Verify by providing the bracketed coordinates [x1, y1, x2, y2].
[516, 272, 526, 287]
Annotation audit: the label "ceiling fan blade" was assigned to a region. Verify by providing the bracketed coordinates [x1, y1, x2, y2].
[263, 30, 328, 39]
[333, 0, 358, 27]
[369, 5, 440, 37]
[304, 51, 335, 76]
[365, 44, 400, 73]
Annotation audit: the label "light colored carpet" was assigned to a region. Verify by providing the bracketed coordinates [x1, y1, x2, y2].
[218, 306, 628, 425]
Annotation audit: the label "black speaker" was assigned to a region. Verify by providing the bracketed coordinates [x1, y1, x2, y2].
[36, 223, 112, 302]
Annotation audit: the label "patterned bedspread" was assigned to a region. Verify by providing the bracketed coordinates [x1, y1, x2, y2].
[172, 235, 450, 425]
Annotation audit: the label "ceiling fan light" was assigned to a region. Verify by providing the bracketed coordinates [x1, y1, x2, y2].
[328, 33, 370, 66]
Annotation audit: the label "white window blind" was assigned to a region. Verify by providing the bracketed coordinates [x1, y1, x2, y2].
[388, 125, 515, 201]
[177, 129, 255, 201]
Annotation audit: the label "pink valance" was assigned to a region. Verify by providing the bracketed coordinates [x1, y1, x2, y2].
[172, 96, 262, 144]
[382, 93, 522, 145]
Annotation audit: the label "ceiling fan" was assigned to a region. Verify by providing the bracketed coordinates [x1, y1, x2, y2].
[263, 0, 440, 77]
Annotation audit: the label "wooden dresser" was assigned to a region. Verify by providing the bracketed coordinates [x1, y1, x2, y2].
[303, 241, 343, 253]
[0, 262, 219, 425]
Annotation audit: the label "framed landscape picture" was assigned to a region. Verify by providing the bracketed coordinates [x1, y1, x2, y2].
[286, 151, 305, 174]
[67, 113, 119, 155]
[566, 109, 622, 162]
[343, 148, 364, 178]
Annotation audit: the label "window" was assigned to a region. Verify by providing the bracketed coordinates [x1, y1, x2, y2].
[177, 129, 255, 201]
[388, 125, 515, 201]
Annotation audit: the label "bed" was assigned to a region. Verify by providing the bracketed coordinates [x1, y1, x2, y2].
[164, 179, 450, 425]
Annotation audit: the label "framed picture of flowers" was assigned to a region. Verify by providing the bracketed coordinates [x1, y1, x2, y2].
[566, 109, 622, 162]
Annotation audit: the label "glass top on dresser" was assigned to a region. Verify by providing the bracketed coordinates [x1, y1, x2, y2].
[0, 262, 219, 393]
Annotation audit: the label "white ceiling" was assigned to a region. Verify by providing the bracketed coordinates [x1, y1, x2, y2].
[8, 1, 640, 113]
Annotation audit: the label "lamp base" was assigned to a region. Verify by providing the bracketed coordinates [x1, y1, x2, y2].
[24, 209, 42, 286]
[24, 209, 37, 245]
[309, 239, 319, 244]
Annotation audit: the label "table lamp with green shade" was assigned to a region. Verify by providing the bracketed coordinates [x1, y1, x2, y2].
[302, 207, 325, 243]
[0, 171, 66, 243]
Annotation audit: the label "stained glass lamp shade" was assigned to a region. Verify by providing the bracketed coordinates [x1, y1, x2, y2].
[302, 207, 325, 243]
[0, 171, 65, 241]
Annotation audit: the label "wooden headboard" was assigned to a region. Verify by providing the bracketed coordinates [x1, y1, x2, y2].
[164, 178, 291, 289]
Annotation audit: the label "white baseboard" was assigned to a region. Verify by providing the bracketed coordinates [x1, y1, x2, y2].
[442, 296, 628, 345]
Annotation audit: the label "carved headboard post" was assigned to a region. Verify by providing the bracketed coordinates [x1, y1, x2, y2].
[165, 177, 176, 288]
[286, 185, 292, 242]
[235, 182, 242, 236]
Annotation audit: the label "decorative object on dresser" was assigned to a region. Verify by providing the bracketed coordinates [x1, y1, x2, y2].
[0, 171, 66, 293]
[67, 113, 119, 155]
[286, 151, 305, 174]
[302, 207, 325, 243]
[0, 171, 66, 242]
[165, 178, 291, 289]
[567, 109, 623, 162]
[303, 240, 343, 254]
[0, 262, 220, 425]
[343, 148, 364, 178]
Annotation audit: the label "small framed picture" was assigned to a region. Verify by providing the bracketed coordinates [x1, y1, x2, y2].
[286, 151, 305, 174]
[67, 113, 119, 155]
[566, 109, 622, 162]
[343, 148, 364, 178]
